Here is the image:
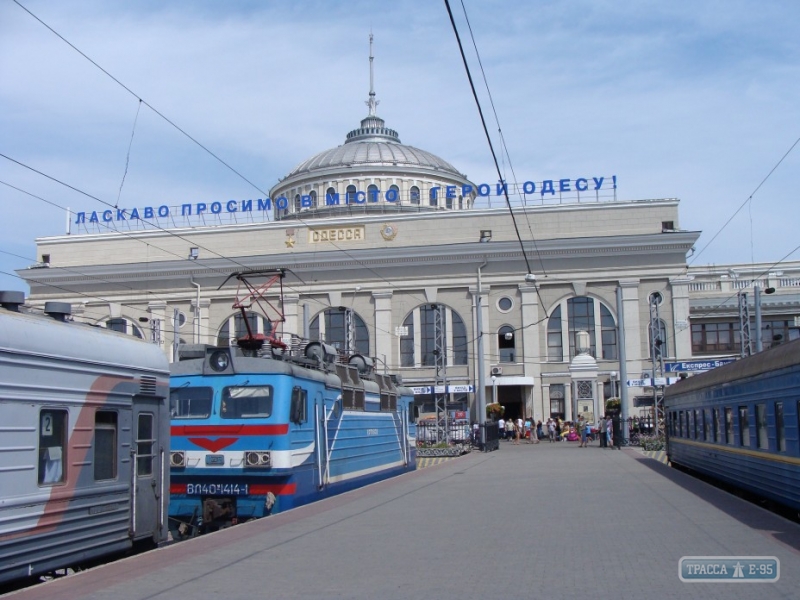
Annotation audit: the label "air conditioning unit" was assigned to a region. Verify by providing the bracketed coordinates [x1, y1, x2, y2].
[491, 367, 503, 376]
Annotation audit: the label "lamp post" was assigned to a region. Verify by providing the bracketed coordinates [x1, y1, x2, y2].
[491, 375, 498, 408]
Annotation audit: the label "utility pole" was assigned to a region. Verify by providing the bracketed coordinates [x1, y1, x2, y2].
[432, 304, 448, 444]
[476, 263, 488, 447]
[616, 286, 629, 443]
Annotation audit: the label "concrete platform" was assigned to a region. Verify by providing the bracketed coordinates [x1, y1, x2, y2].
[7, 441, 799, 600]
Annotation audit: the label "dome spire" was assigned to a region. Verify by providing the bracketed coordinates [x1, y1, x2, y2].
[345, 33, 400, 144]
[366, 33, 379, 117]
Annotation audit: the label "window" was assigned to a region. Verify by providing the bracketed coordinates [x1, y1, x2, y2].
[547, 297, 617, 361]
[429, 187, 438, 206]
[679, 411, 685, 437]
[776, 402, 785, 452]
[94, 411, 117, 480]
[704, 409, 713, 441]
[497, 297, 513, 312]
[756, 404, 768, 449]
[105, 318, 144, 339]
[549, 384, 565, 419]
[39, 409, 67, 485]
[761, 319, 800, 350]
[326, 186, 336, 202]
[218, 311, 273, 348]
[547, 305, 563, 361]
[738, 406, 749, 447]
[346, 184, 357, 204]
[309, 308, 369, 356]
[688, 410, 695, 439]
[222, 386, 273, 419]
[290, 387, 308, 424]
[713, 408, 721, 443]
[568, 297, 595, 357]
[136, 413, 154, 476]
[691, 322, 740, 354]
[498, 326, 516, 363]
[367, 184, 380, 202]
[410, 186, 420, 205]
[389, 184, 400, 203]
[600, 305, 618, 360]
[170, 386, 213, 419]
[293, 194, 301, 212]
[309, 190, 317, 208]
[400, 305, 467, 367]
[724, 407, 733, 444]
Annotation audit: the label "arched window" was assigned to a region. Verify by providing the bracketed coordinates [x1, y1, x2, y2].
[498, 325, 516, 363]
[546, 296, 617, 361]
[429, 187, 438, 207]
[105, 318, 143, 339]
[326, 187, 336, 203]
[309, 190, 317, 208]
[389, 184, 400, 204]
[346, 185, 357, 204]
[367, 184, 379, 203]
[309, 308, 369, 355]
[410, 186, 420, 205]
[446, 193, 454, 210]
[217, 312, 273, 347]
[600, 304, 618, 359]
[400, 304, 467, 367]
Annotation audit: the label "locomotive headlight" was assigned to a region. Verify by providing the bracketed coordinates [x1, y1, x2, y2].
[244, 451, 271, 467]
[209, 350, 230, 372]
[170, 451, 186, 468]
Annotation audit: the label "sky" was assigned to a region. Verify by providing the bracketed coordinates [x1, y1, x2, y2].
[2, 0, 799, 294]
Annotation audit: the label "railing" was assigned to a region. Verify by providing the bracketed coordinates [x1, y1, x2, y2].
[416, 420, 471, 446]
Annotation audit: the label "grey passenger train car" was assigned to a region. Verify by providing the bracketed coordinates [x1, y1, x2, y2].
[0, 292, 170, 584]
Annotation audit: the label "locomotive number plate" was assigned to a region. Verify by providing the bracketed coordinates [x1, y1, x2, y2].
[186, 483, 249, 496]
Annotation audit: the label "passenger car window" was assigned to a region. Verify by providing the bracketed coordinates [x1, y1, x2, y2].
[39, 409, 67, 485]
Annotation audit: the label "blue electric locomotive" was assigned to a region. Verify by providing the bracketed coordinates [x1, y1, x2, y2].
[168, 341, 417, 537]
[664, 338, 800, 513]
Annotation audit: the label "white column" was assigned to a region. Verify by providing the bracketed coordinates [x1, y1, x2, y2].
[373, 291, 393, 368]
[669, 277, 692, 359]
[282, 294, 300, 342]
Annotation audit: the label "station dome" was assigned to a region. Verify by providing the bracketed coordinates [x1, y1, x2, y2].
[269, 35, 475, 219]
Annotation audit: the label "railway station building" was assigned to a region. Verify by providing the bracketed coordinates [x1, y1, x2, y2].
[18, 81, 800, 426]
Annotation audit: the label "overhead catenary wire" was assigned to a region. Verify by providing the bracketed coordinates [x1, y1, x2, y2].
[443, 0, 548, 322]
[5, 5, 449, 322]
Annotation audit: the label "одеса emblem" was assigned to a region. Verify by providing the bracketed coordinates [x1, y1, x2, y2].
[380, 223, 397, 241]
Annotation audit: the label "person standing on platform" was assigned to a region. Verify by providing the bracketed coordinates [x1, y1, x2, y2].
[498, 417, 505, 441]
[606, 415, 613, 448]
[515, 417, 523, 445]
[598, 416, 607, 448]
[548, 418, 556, 442]
[578, 415, 587, 447]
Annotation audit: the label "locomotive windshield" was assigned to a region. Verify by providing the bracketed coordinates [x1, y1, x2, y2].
[221, 386, 273, 419]
[170, 386, 213, 419]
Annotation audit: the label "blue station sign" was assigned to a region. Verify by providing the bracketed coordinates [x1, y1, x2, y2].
[665, 359, 736, 373]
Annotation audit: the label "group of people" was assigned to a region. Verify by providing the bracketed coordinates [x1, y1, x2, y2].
[496, 418, 545, 445]
[544, 415, 615, 447]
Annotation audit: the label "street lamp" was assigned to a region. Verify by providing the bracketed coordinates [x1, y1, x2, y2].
[491, 375, 498, 407]
[610, 371, 617, 400]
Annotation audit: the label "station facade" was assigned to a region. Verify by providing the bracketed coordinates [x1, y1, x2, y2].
[19, 80, 800, 425]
